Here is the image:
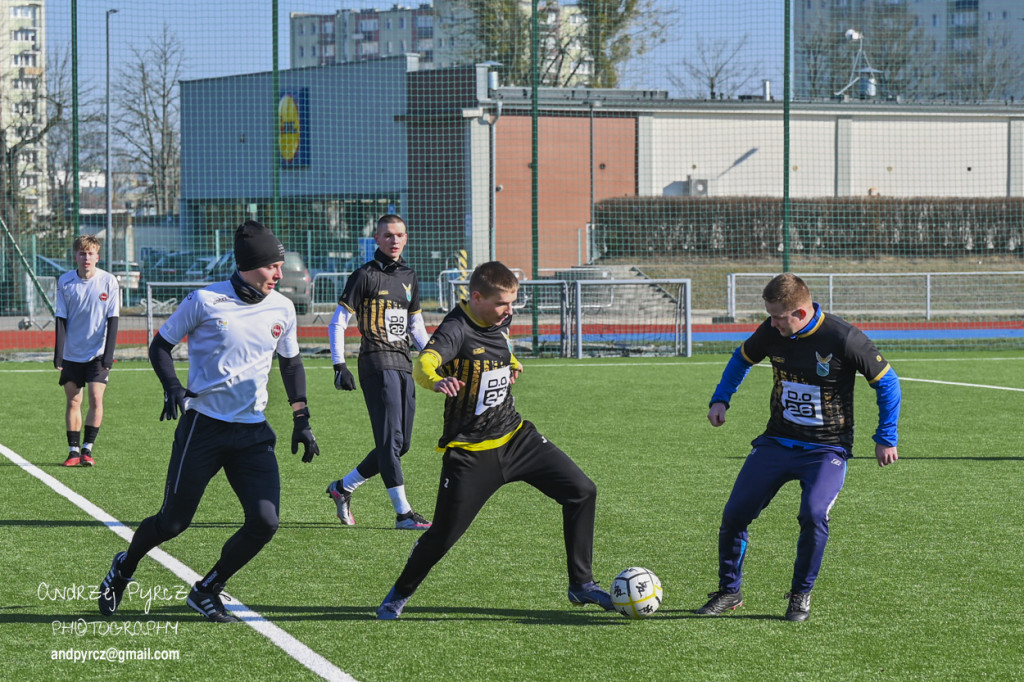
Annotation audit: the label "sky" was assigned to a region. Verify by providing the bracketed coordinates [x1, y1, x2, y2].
[46, 0, 785, 100]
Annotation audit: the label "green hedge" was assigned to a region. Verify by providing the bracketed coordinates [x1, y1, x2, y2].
[592, 197, 1024, 260]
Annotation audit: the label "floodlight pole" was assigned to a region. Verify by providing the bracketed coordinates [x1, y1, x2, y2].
[105, 9, 118, 270]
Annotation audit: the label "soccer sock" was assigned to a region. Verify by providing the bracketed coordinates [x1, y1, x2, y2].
[199, 569, 224, 591]
[387, 485, 412, 515]
[341, 469, 368, 493]
[83, 425, 100, 451]
[67, 431, 80, 452]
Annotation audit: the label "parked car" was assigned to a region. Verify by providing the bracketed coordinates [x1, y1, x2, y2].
[278, 251, 311, 314]
[184, 255, 221, 281]
[145, 251, 208, 283]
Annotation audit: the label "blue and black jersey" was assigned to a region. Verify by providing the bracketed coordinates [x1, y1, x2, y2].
[712, 304, 900, 451]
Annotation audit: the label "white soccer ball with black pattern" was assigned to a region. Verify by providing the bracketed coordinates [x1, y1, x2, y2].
[611, 567, 663, 619]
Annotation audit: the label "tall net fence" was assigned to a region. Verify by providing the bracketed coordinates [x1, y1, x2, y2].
[1, 0, 1022, 359]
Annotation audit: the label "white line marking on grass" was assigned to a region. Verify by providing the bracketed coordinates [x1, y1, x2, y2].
[0, 442, 357, 682]
[897, 377, 1024, 392]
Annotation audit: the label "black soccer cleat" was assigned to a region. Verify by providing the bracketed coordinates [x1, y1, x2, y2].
[98, 551, 134, 616]
[696, 590, 743, 615]
[186, 582, 240, 623]
[395, 510, 431, 530]
[784, 591, 812, 622]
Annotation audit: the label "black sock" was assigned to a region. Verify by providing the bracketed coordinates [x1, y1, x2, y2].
[199, 569, 224, 591]
[83, 425, 100, 448]
[67, 431, 80, 450]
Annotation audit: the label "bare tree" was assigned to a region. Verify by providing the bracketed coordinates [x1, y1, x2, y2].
[439, 0, 677, 88]
[940, 25, 1024, 102]
[45, 45, 104, 236]
[0, 11, 64, 240]
[112, 25, 184, 216]
[668, 34, 758, 99]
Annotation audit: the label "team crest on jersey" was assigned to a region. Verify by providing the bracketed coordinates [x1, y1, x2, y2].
[271, 322, 283, 339]
[815, 351, 833, 377]
[216, 319, 229, 332]
[403, 283, 412, 301]
[99, 292, 108, 301]
[472, 347, 485, 355]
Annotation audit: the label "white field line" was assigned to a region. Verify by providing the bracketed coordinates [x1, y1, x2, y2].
[0, 442, 356, 682]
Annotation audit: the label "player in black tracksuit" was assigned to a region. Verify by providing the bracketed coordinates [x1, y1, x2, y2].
[374, 261, 615, 619]
[326, 215, 432, 529]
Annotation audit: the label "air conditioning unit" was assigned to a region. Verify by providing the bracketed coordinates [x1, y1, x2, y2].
[687, 175, 709, 196]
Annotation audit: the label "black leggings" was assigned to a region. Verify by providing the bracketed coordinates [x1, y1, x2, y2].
[394, 421, 598, 596]
[122, 411, 280, 583]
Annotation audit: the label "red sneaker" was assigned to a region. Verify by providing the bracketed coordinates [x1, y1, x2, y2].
[62, 454, 81, 467]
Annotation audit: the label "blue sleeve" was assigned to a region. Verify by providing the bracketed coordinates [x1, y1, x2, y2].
[871, 369, 901, 447]
[710, 346, 754, 408]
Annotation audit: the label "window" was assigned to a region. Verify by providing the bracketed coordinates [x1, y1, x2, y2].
[399, 17, 405, 29]
[298, 23, 304, 35]
[359, 19, 379, 32]
[386, 19, 392, 30]
[10, 6, 37, 19]
[932, 14, 938, 26]
[400, 40, 407, 51]
[299, 46, 304, 58]
[386, 41, 393, 54]
[312, 46, 317, 57]
[324, 22, 334, 34]
[416, 15, 432, 28]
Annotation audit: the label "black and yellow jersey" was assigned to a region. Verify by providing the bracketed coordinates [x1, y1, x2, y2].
[339, 249, 421, 373]
[740, 308, 892, 450]
[414, 301, 523, 450]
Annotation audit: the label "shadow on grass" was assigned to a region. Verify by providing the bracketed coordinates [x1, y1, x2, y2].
[0, 519, 345, 529]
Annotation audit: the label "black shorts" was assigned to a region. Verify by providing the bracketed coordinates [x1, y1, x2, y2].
[59, 358, 109, 387]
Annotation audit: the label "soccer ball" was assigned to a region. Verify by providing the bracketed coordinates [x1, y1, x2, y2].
[610, 567, 663, 619]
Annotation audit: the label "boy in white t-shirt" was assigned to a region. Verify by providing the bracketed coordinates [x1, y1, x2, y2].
[54, 234, 119, 467]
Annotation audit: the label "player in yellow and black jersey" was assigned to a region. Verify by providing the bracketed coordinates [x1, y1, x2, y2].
[374, 261, 615, 619]
[326, 215, 432, 531]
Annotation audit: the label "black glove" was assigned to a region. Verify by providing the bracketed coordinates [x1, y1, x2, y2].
[334, 363, 356, 391]
[160, 386, 196, 421]
[291, 407, 319, 463]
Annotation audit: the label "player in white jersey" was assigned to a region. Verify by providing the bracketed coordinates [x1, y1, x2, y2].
[96, 221, 320, 623]
[54, 234, 120, 467]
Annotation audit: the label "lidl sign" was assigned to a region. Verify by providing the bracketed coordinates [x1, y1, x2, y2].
[279, 89, 309, 168]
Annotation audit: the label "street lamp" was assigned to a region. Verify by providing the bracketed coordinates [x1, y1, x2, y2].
[105, 9, 118, 274]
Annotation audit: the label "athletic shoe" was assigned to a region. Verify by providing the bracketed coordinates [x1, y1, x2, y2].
[80, 449, 95, 467]
[696, 590, 743, 615]
[63, 453, 81, 467]
[98, 551, 134, 616]
[186, 582, 240, 623]
[784, 591, 812, 622]
[326, 480, 354, 525]
[567, 581, 615, 611]
[395, 510, 431, 530]
[376, 586, 411, 620]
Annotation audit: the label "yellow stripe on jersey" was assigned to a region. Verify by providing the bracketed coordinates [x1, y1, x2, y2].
[868, 363, 892, 384]
[439, 420, 524, 452]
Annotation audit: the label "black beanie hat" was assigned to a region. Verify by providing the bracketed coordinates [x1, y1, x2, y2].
[234, 220, 285, 271]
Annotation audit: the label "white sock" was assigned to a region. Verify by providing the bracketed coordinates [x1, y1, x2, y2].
[82, 442, 94, 452]
[69, 446, 80, 454]
[387, 485, 412, 515]
[341, 469, 367, 492]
